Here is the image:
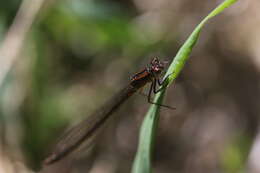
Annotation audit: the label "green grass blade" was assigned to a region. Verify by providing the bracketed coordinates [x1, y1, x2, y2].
[131, 0, 238, 173]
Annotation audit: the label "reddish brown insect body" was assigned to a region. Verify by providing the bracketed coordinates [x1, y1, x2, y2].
[44, 58, 171, 165]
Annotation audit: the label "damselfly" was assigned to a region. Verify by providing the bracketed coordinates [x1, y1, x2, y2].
[44, 57, 173, 165]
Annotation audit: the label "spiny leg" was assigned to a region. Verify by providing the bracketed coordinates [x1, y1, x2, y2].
[157, 72, 174, 86]
[147, 80, 175, 110]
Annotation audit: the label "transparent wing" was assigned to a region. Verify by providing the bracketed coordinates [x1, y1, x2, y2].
[44, 85, 136, 164]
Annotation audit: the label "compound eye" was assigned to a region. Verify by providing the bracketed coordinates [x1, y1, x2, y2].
[151, 57, 159, 64]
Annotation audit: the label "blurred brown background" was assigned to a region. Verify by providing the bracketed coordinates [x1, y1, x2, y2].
[0, 0, 259, 173]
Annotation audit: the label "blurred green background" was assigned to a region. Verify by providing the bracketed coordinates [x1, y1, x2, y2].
[0, 0, 259, 173]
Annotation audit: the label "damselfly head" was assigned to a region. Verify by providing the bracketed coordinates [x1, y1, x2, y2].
[149, 57, 165, 75]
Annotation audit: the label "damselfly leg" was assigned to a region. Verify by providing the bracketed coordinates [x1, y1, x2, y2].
[147, 78, 175, 110]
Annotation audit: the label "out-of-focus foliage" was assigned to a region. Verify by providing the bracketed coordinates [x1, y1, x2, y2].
[222, 135, 251, 173]
[0, 0, 259, 173]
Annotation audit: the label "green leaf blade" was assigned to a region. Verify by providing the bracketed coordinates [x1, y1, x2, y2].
[131, 0, 238, 173]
